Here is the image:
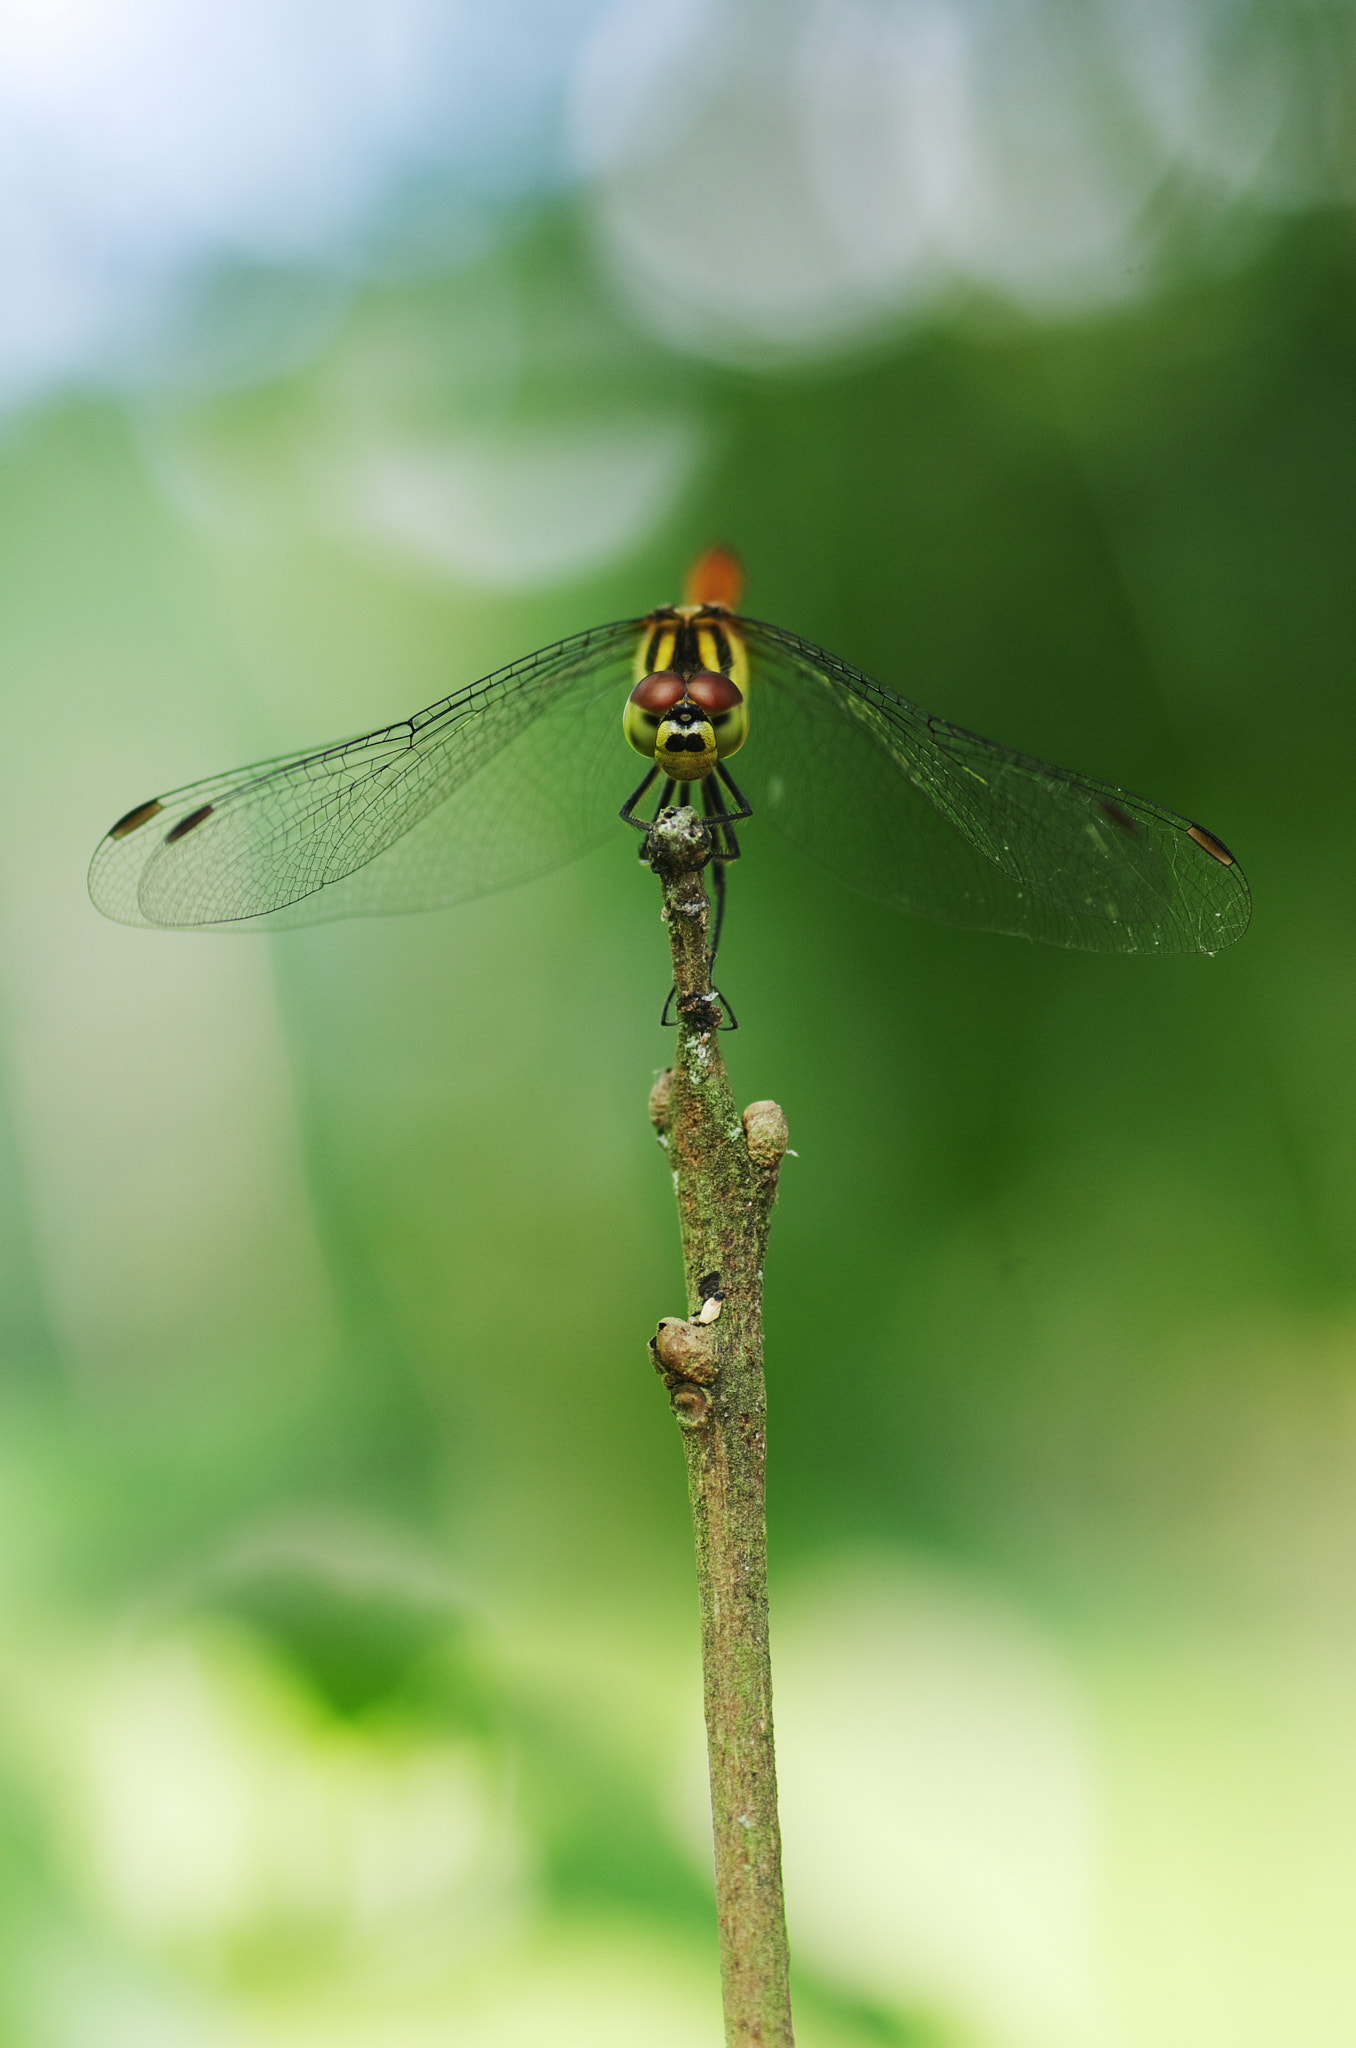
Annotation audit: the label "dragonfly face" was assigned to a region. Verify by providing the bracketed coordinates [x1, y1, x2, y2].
[623, 665, 750, 778]
[88, 547, 1251, 957]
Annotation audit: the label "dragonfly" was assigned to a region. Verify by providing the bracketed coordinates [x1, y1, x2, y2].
[89, 546, 1250, 964]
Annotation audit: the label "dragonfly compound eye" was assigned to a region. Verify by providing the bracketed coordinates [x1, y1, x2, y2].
[689, 671, 749, 760]
[625, 671, 688, 757]
[629, 671, 687, 712]
[624, 668, 749, 762]
[686, 670, 743, 713]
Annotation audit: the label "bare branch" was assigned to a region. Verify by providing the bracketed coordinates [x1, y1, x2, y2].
[645, 805, 794, 2047]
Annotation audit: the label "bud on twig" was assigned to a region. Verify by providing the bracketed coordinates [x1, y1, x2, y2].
[649, 1068, 674, 1134]
[743, 1099, 789, 1169]
[652, 1315, 721, 1384]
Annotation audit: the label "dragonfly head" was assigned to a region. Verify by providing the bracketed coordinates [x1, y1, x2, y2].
[655, 699, 718, 782]
[624, 668, 748, 773]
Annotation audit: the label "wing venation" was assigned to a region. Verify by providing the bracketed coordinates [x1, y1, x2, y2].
[89, 619, 642, 929]
[738, 618, 1251, 955]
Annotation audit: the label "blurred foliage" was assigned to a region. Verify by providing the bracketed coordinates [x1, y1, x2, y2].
[0, 181, 1355, 2046]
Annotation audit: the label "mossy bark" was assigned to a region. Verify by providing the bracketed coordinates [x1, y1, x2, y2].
[646, 806, 794, 2048]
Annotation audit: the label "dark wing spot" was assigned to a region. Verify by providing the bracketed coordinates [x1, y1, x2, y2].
[1187, 823, 1235, 865]
[165, 803, 214, 844]
[1098, 799, 1140, 837]
[110, 798, 164, 840]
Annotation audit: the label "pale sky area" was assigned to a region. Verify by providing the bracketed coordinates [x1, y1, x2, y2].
[0, 0, 1340, 405]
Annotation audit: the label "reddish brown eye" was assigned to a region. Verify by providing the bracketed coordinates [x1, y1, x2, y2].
[628, 670, 686, 713]
[686, 670, 744, 713]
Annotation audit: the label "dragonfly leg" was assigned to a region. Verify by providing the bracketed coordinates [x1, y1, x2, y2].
[716, 761, 753, 824]
[646, 776, 741, 1030]
[661, 978, 738, 1030]
[642, 769, 740, 1026]
[711, 859, 729, 965]
[641, 778, 679, 862]
[700, 780, 731, 963]
[623, 771, 678, 865]
[697, 779, 738, 1028]
[620, 765, 660, 835]
[703, 763, 751, 866]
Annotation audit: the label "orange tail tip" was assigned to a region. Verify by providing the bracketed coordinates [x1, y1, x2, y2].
[684, 544, 744, 610]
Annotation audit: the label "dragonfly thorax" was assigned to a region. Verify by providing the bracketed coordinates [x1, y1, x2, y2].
[623, 667, 748, 770]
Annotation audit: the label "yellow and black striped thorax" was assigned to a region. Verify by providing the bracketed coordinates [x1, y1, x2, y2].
[635, 605, 749, 692]
[623, 603, 750, 776]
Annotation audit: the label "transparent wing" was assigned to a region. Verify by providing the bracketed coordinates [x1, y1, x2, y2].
[738, 619, 1251, 955]
[89, 619, 643, 930]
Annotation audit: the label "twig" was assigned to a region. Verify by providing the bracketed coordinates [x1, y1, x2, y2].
[644, 805, 794, 2048]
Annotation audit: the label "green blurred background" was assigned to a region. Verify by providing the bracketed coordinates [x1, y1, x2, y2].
[1, 4, 1354, 2043]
